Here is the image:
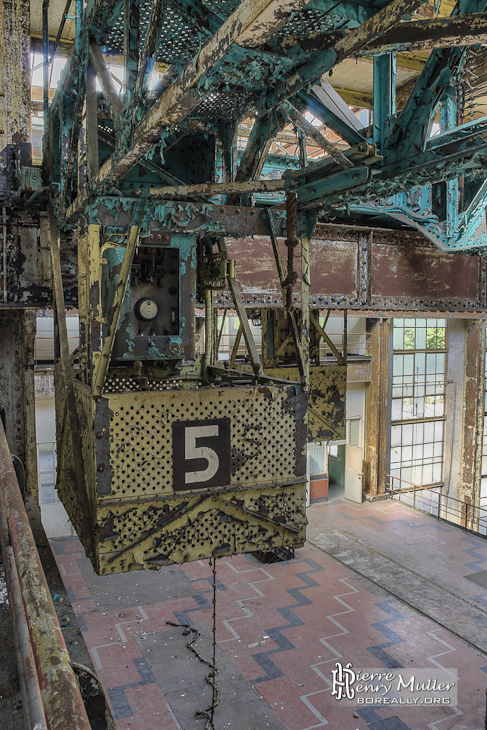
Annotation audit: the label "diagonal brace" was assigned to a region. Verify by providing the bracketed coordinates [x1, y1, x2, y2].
[92, 206, 146, 398]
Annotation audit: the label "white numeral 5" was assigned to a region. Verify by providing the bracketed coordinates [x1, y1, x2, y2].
[184, 425, 219, 483]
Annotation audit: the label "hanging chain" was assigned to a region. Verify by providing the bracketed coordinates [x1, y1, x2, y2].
[166, 557, 220, 729]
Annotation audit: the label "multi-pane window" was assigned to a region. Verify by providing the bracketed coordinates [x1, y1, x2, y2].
[390, 318, 446, 486]
[480, 345, 487, 510]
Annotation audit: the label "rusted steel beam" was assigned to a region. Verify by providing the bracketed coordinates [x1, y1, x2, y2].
[220, 229, 487, 311]
[227, 111, 284, 206]
[260, 0, 427, 114]
[123, 0, 140, 98]
[0, 419, 91, 730]
[281, 101, 353, 169]
[90, 0, 309, 189]
[132, 0, 166, 102]
[204, 287, 214, 377]
[310, 311, 344, 364]
[364, 13, 487, 54]
[266, 209, 305, 379]
[138, 178, 285, 198]
[363, 318, 390, 497]
[49, 210, 94, 557]
[281, 13, 487, 55]
[86, 60, 100, 183]
[89, 39, 123, 118]
[301, 234, 310, 386]
[460, 321, 485, 507]
[0, 454, 46, 730]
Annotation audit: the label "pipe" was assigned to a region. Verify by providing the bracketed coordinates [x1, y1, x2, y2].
[0, 440, 46, 729]
[0, 418, 91, 730]
[5, 547, 47, 730]
[42, 0, 50, 122]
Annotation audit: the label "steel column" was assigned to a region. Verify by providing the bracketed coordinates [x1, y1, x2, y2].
[373, 54, 396, 151]
[363, 318, 390, 497]
[460, 320, 485, 508]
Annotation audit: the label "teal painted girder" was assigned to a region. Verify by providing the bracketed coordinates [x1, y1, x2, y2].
[44, 0, 487, 251]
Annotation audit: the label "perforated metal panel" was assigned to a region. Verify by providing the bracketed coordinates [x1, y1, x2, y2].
[58, 382, 307, 574]
[278, 8, 345, 36]
[193, 88, 253, 119]
[103, 3, 201, 64]
[202, 0, 241, 18]
[102, 386, 302, 496]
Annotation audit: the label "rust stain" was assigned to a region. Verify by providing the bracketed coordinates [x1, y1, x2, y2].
[371, 243, 480, 301]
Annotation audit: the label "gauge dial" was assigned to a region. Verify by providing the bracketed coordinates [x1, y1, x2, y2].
[135, 298, 159, 321]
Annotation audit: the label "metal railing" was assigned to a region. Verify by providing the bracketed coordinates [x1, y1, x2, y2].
[386, 474, 487, 537]
[0, 413, 91, 730]
[214, 330, 371, 362]
[319, 332, 371, 359]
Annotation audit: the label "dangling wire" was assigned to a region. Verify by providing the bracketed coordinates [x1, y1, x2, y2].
[166, 557, 220, 729]
[209, 556, 219, 728]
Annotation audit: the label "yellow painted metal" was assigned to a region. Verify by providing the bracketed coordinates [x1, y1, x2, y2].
[56, 216, 309, 574]
[264, 366, 346, 442]
[56, 381, 307, 573]
[301, 236, 310, 386]
[310, 311, 344, 364]
[92, 221, 144, 398]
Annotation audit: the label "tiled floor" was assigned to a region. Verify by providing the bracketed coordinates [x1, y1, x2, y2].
[51, 496, 487, 730]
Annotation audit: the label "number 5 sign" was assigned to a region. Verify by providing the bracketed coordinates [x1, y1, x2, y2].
[172, 418, 231, 491]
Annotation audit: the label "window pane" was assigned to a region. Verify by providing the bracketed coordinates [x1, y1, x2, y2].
[432, 463, 443, 483]
[436, 328, 446, 349]
[402, 446, 412, 464]
[310, 451, 325, 474]
[391, 426, 402, 448]
[393, 355, 403, 376]
[404, 328, 415, 349]
[404, 355, 414, 375]
[393, 328, 403, 350]
[416, 327, 426, 349]
[391, 399, 402, 421]
[349, 419, 360, 446]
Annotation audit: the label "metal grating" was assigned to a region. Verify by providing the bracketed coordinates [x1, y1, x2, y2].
[202, 0, 241, 18]
[103, 373, 195, 393]
[192, 87, 253, 119]
[103, 3, 201, 64]
[278, 8, 344, 36]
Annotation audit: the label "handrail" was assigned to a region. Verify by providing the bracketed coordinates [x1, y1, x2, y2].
[386, 473, 487, 536]
[0, 416, 91, 730]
